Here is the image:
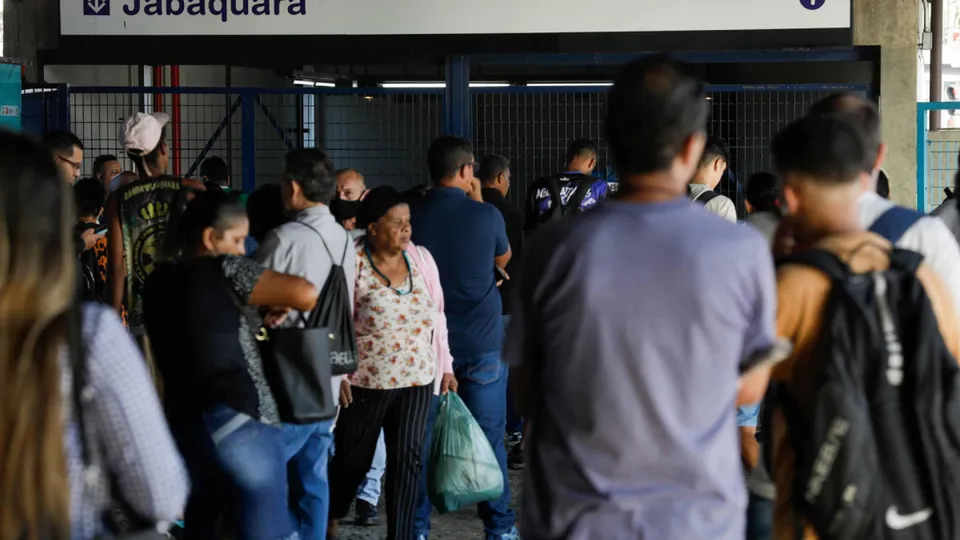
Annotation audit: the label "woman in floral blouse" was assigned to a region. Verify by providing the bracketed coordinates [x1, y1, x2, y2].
[328, 186, 457, 540]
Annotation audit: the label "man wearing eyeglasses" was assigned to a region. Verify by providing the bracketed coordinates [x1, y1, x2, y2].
[41, 130, 102, 261]
[41, 130, 85, 185]
[410, 136, 518, 540]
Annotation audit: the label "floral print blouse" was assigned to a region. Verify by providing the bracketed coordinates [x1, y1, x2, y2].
[352, 248, 437, 390]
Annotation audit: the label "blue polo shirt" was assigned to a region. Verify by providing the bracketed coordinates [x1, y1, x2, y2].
[411, 187, 510, 355]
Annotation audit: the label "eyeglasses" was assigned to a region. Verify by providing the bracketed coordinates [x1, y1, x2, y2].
[56, 154, 82, 172]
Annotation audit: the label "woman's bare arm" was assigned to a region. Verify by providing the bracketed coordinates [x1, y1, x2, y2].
[248, 270, 318, 312]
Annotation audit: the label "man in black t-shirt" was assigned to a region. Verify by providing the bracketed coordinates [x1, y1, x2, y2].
[524, 139, 609, 232]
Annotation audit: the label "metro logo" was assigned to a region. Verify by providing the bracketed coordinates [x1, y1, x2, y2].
[799, 0, 826, 9]
[122, 0, 306, 21]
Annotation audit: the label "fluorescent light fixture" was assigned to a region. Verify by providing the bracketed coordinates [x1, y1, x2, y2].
[382, 82, 446, 89]
[294, 79, 336, 88]
[527, 82, 614, 87]
[470, 82, 510, 88]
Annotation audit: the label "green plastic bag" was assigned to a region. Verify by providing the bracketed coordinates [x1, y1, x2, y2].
[427, 393, 505, 514]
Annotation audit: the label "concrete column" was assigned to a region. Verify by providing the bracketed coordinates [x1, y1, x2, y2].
[854, 0, 919, 206]
[4, 0, 59, 82]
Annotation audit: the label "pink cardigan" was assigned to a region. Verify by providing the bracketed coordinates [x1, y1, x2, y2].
[354, 240, 454, 395]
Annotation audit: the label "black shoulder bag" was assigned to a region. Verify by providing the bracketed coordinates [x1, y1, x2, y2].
[68, 305, 168, 539]
[256, 223, 357, 424]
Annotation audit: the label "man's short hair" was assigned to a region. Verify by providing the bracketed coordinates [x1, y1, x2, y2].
[200, 156, 230, 186]
[93, 154, 119, 176]
[773, 114, 869, 185]
[699, 136, 729, 168]
[564, 139, 598, 167]
[41, 130, 84, 155]
[427, 136, 474, 185]
[606, 55, 709, 175]
[808, 93, 880, 173]
[477, 154, 510, 185]
[282, 148, 337, 204]
[73, 177, 107, 218]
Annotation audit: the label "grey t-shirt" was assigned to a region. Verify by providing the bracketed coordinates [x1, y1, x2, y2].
[505, 199, 777, 540]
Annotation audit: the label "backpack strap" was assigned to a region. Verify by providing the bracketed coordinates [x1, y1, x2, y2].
[888, 247, 924, 274]
[688, 185, 720, 206]
[776, 249, 851, 282]
[868, 206, 923, 245]
[565, 175, 595, 216]
[696, 191, 720, 206]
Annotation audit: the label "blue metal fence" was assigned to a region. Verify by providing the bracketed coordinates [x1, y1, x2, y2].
[917, 102, 960, 212]
[474, 83, 871, 209]
[25, 79, 871, 204]
[62, 86, 444, 192]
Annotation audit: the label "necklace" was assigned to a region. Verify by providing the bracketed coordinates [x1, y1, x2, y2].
[365, 246, 413, 296]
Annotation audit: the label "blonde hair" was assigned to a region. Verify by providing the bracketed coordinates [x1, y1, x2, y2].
[0, 132, 76, 540]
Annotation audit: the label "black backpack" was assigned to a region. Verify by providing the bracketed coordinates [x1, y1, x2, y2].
[774, 248, 960, 540]
[544, 174, 595, 222]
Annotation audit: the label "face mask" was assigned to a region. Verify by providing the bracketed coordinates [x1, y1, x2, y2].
[107, 173, 122, 193]
[330, 197, 361, 223]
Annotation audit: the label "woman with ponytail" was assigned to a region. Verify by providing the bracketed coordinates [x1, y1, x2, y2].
[143, 190, 318, 540]
[0, 131, 187, 540]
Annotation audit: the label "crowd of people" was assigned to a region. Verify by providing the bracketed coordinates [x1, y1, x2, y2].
[6, 53, 960, 540]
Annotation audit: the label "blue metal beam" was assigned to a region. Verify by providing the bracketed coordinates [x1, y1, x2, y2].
[444, 55, 471, 138]
[241, 94, 256, 193]
[69, 86, 446, 96]
[468, 49, 868, 66]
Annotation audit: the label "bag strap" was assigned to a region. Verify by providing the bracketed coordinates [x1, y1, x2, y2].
[776, 249, 851, 282]
[69, 303, 93, 468]
[295, 220, 349, 266]
[544, 175, 562, 219]
[566, 176, 595, 216]
[868, 206, 923, 245]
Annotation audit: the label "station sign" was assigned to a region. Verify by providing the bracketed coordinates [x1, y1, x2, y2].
[63, 0, 850, 36]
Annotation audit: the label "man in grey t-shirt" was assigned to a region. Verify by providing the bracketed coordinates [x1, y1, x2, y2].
[505, 55, 780, 540]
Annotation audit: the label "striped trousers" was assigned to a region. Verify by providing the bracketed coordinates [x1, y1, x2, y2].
[329, 384, 433, 540]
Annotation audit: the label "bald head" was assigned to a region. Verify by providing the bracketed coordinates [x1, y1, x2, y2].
[336, 168, 367, 201]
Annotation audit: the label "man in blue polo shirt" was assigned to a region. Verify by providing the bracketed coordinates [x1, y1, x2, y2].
[410, 136, 516, 540]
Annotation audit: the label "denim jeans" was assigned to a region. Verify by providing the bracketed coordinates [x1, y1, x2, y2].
[176, 404, 297, 540]
[282, 420, 336, 540]
[746, 492, 774, 540]
[356, 430, 386, 505]
[502, 316, 524, 434]
[414, 350, 515, 539]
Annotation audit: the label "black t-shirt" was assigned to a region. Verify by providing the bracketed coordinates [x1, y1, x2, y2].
[482, 187, 524, 314]
[143, 255, 264, 421]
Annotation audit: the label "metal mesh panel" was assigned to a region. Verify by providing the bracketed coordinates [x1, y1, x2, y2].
[316, 92, 443, 191]
[70, 90, 245, 186]
[21, 86, 68, 136]
[473, 85, 867, 210]
[927, 138, 959, 210]
[67, 88, 442, 192]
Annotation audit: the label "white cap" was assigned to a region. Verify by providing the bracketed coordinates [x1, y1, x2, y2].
[120, 112, 170, 155]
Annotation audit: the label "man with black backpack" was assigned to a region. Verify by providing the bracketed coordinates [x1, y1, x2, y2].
[808, 93, 960, 318]
[768, 113, 960, 540]
[524, 139, 609, 232]
[256, 148, 357, 540]
[688, 136, 738, 222]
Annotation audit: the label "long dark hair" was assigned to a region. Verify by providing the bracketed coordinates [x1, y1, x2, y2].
[0, 131, 75, 540]
[162, 190, 246, 260]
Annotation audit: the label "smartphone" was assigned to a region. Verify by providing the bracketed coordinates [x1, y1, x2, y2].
[94, 227, 108, 236]
[495, 266, 509, 281]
